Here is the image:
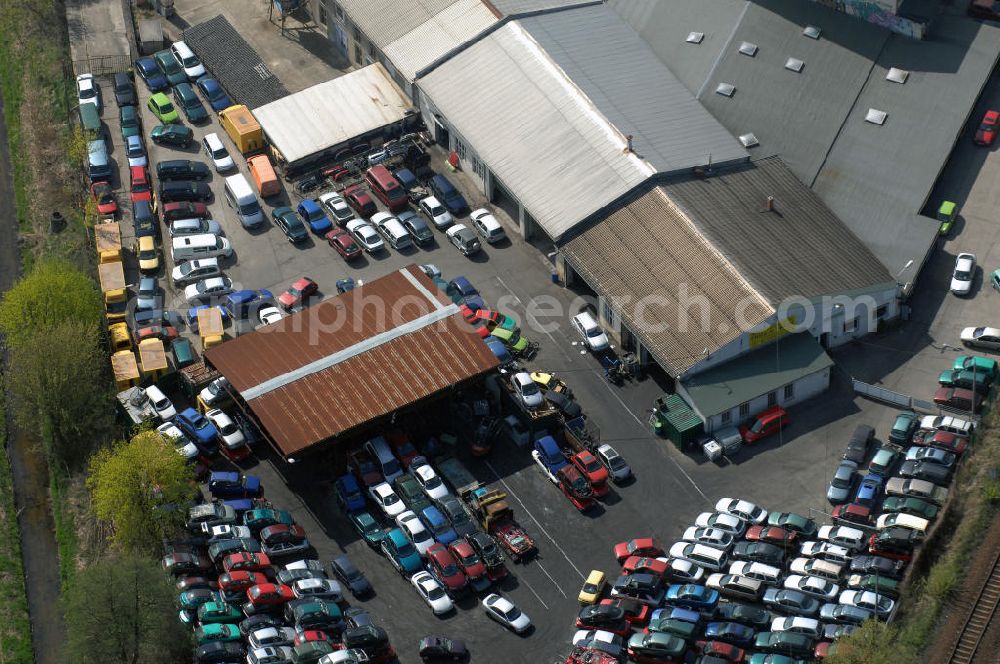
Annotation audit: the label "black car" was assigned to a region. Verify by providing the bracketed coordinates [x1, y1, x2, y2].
[576, 604, 626, 630]
[545, 390, 583, 419]
[842, 424, 875, 465]
[342, 625, 392, 655]
[194, 641, 244, 663]
[435, 495, 477, 538]
[898, 460, 951, 484]
[112, 72, 137, 106]
[330, 554, 372, 596]
[239, 613, 285, 638]
[393, 474, 432, 515]
[160, 180, 212, 203]
[132, 200, 157, 238]
[714, 602, 771, 628]
[345, 607, 374, 630]
[150, 123, 194, 147]
[156, 159, 210, 180]
[418, 636, 467, 662]
[848, 555, 906, 579]
[271, 207, 309, 243]
[467, 531, 504, 570]
[731, 541, 786, 566]
[612, 572, 660, 595]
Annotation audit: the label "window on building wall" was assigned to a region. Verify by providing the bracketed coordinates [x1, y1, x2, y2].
[318, 2, 327, 25]
[739, 402, 750, 418]
[784, 384, 794, 399]
[767, 391, 777, 407]
[876, 305, 888, 320]
[721, 411, 731, 425]
[601, 301, 618, 328]
[353, 44, 362, 64]
[368, 44, 376, 60]
[472, 155, 485, 178]
[333, 2, 343, 19]
[455, 140, 467, 160]
[353, 26, 361, 41]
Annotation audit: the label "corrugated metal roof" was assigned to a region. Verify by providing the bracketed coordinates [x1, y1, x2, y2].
[252, 63, 414, 166]
[383, 0, 499, 81]
[664, 157, 893, 304]
[336, 0, 460, 49]
[561, 188, 773, 375]
[518, 5, 748, 174]
[204, 266, 500, 457]
[682, 332, 832, 416]
[490, 0, 598, 14]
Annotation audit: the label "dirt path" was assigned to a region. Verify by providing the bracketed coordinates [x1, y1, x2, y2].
[0, 83, 65, 664]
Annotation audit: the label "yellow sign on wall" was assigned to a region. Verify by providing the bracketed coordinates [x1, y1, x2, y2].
[749, 316, 798, 349]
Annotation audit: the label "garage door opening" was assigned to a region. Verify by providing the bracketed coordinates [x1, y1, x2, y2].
[491, 176, 520, 226]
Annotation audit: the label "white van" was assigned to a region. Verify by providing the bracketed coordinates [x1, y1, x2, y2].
[371, 212, 412, 250]
[145, 384, 176, 421]
[171, 234, 233, 262]
[224, 173, 264, 229]
[170, 40, 206, 80]
[364, 435, 403, 483]
[571, 311, 610, 352]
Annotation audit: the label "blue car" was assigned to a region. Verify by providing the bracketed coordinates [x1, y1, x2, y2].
[176, 408, 219, 455]
[704, 621, 756, 647]
[650, 606, 702, 624]
[208, 471, 262, 499]
[135, 56, 168, 92]
[484, 336, 511, 364]
[335, 473, 366, 513]
[187, 304, 231, 331]
[195, 77, 234, 112]
[381, 528, 422, 575]
[664, 584, 719, 611]
[855, 473, 882, 507]
[445, 276, 484, 311]
[296, 199, 333, 235]
[420, 506, 457, 545]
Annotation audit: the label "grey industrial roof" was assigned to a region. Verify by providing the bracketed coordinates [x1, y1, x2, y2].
[681, 332, 833, 417]
[664, 156, 894, 305]
[561, 187, 774, 376]
[337, 0, 461, 50]
[519, 5, 748, 173]
[490, 0, 600, 15]
[252, 63, 413, 166]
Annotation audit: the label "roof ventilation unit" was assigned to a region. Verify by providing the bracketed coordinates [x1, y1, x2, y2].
[886, 67, 909, 84]
[739, 42, 758, 57]
[687, 32, 705, 44]
[865, 108, 888, 125]
[739, 133, 759, 148]
[803, 25, 821, 39]
[715, 83, 736, 97]
[785, 58, 804, 73]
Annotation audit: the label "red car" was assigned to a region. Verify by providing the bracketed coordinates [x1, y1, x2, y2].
[135, 324, 179, 344]
[739, 406, 789, 444]
[325, 227, 362, 260]
[969, 0, 1000, 21]
[277, 277, 319, 310]
[386, 430, 420, 469]
[622, 556, 668, 578]
[815, 641, 838, 660]
[91, 181, 118, 215]
[218, 571, 267, 595]
[745, 525, 798, 550]
[426, 543, 467, 594]
[566, 648, 619, 664]
[831, 503, 872, 526]
[696, 640, 745, 663]
[933, 386, 982, 412]
[293, 630, 331, 647]
[448, 540, 487, 587]
[569, 451, 609, 497]
[343, 184, 377, 218]
[867, 532, 914, 562]
[222, 552, 272, 574]
[129, 165, 152, 204]
[599, 597, 650, 626]
[974, 109, 999, 146]
[926, 430, 968, 456]
[246, 583, 294, 610]
[556, 465, 594, 511]
[161, 201, 209, 222]
[349, 450, 384, 489]
[613, 538, 664, 564]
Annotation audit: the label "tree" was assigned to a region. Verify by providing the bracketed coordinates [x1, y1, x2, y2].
[86, 432, 195, 553]
[62, 554, 191, 664]
[827, 619, 904, 664]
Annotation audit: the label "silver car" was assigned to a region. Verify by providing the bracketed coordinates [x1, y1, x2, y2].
[826, 460, 857, 504]
[170, 217, 222, 237]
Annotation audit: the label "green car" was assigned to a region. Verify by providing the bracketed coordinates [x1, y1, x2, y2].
[178, 588, 220, 610]
[288, 599, 342, 630]
[753, 632, 815, 659]
[173, 82, 208, 123]
[953, 355, 998, 380]
[291, 641, 335, 663]
[847, 573, 899, 598]
[147, 92, 180, 123]
[392, 474, 431, 514]
[937, 368, 990, 391]
[748, 655, 805, 664]
[647, 617, 698, 640]
[153, 49, 187, 86]
[938, 200, 957, 236]
[119, 104, 141, 139]
[350, 511, 386, 548]
[197, 601, 242, 625]
[151, 124, 193, 148]
[881, 496, 939, 520]
[243, 508, 295, 533]
[766, 512, 817, 538]
[194, 623, 240, 645]
[490, 326, 529, 354]
[888, 411, 919, 446]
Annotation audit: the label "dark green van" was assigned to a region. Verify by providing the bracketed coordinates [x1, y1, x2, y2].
[171, 337, 195, 368]
[78, 103, 102, 137]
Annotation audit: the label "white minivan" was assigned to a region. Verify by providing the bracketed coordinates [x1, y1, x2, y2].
[145, 384, 176, 421]
[171, 234, 233, 262]
[571, 311, 610, 352]
[170, 40, 206, 80]
[224, 173, 264, 229]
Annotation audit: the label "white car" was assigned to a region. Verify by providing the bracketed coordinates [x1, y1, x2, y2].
[411, 571, 453, 615]
[346, 219, 385, 253]
[76, 73, 100, 111]
[248, 626, 296, 650]
[681, 526, 734, 551]
[596, 444, 632, 482]
[318, 191, 355, 226]
[290, 578, 343, 602]
[205, 409, 245, 451]
[817, 525, 866, 551]
[172, 257, 222, 287]
[157, 422, 198, 460]
[839, 589, 894, 618]
[412, 464, 449, 501]
[950, 252, 976, 295]
[170, 40, 206, 79]
[783, 574, 839, 600]
[184, 276, 233, 304]
[125, 134, 147, 167]
[961, 326, 1000, 351]
[396, 510, 434, 556]
[318, 650, 367, 664]
[199, 376, 230, 407]
[664, 557, 705, 583]
[145, 384, 176, 421]
[481, 593, 530, 633]
[511, 372, 544, 409]
[446, 224, 481, 256]
[470, 208, 506, 243]
[247, 646, 294, 664]
[284, 559, 326, 575]
[695, 512, 747, 537]
[419, 196, 453, 229]
[571, 311, 610, 352]
[770, 616, 823, 639]
[715, 497, 768, 524]
[798, 541, 852, 565]
[202, 523, 252, 542]
[572, 630, 623, 656]
[419, 263, 441, 279]
[201, 133, 234, 172]
[369, 482, 405, 519]
[258, 304, 284, 326]
[729, 561, 782, 584]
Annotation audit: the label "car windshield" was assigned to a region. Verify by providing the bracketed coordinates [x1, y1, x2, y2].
[381, 493, 398, 506]
[159, 101, 175, 113]
[583, 582, 598, 593]
[502, 606, 522, 621]
[587, 327, 603, 338]
[211, 147, 227, 159]
[955, 269, 972, 281]
[750, 419, 765, 433]
[459, 551, 479, 566]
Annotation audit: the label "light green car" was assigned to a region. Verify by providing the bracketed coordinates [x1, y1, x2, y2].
[147, 92, 179, 123]
[938, 200, 957, 236]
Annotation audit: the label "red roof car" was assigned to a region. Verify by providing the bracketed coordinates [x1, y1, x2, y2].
[343, 184, 377, 218]
[325, 227, 362, 260]
[831, 503, 872, 526]
[613, 538, 664, 564]
[622, 556, 668, 578]
[218, 571, 267, 595]
[293, 630, 331, 647]
[129, 165, 152, 203]
[696, 640, 745, 663]
[570, 451, 609, 496]
[933, 386, 982, 412]
[557, 465, 594, 511]
[739, 406, 789, 444]
[927, 430, 968, 456]
[222, 552, 272, 574]
[974, 109, 999, 146]
[91, 181, 118, 215]
[599, 597, 650, 626]
[246, 582, 294, 609]
[161, 201, 208, 222]
[387, 430, 420, 469]
[277, 277, 319, 310]
[448, 540, 486, 585]
[426, 543, 467, 593]
[745, 525, 798, 550]
[349, 450, 384, 489]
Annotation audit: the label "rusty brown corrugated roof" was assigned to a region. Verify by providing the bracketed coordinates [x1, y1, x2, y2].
[204, 266, 499, 457]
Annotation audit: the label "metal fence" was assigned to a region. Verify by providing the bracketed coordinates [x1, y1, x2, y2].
[73, 55, 132, 77]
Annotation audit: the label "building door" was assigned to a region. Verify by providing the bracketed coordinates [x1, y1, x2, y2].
[433, 117, 450, 147]
[491, 176, 520, 224]
[331, 23, 348, 57]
